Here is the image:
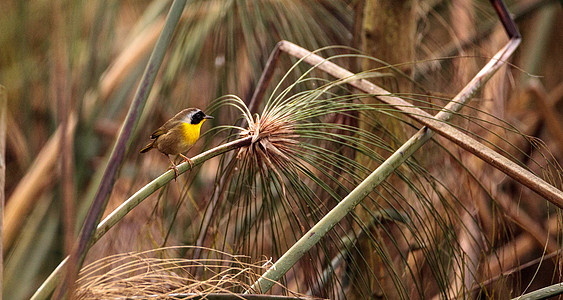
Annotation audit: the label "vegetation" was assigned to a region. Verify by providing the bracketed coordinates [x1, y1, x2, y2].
[1, 0, 562, 299]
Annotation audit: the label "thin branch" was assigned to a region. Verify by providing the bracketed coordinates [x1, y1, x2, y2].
[248, 42, 282, 114]
[52, 0, 76, 268]
[30, 136, 252, 300]
[482, 248, 560, 291]
[488, 0, 521, 39]
[275, 40, 563, 208]
[249, 2, 537, 292]
[54, 0, 188, 298]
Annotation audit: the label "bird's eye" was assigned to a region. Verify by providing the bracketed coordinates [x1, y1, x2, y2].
[191, 111, 205, 124]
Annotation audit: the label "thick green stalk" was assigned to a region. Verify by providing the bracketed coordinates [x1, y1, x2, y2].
[52, 1, 187, 298]
[512, 282, 563, 300]
[258, 126, 436, 293]
[250, 123, 433, 294]
[249, 37, 523, 294]
[30, 136, 252, 300]
[278, 40, 562, 207]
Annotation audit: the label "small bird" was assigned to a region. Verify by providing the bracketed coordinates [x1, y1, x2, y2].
[140, 108, 213, 177]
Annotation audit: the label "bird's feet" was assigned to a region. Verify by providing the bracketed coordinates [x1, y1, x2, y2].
[168, 164, 180, 180]
[179, 153, 195, 169]
[165, 155, 180, 180]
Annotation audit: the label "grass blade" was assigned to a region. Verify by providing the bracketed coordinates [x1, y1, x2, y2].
[250, 24, 524, 294]
[55, 0, 189, 298]
[30, 136, 251, 300]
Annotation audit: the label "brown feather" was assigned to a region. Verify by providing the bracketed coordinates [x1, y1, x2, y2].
[150, 128, 168, 139]
[139, 140, 155, 153]
[140, 108, 202, 156]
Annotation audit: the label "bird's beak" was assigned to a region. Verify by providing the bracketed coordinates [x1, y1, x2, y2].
[204, 115, 214, 120]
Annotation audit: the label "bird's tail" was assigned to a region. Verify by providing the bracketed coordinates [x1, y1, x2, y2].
[140, 140, 155, 153]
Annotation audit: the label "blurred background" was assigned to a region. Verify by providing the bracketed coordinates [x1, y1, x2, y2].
[1, 0, 562, 299]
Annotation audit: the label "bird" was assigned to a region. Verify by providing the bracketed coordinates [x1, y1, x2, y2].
[140, 108, 213, 178]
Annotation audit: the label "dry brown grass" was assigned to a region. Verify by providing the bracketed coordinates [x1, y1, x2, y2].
[75, 246, 311, 299]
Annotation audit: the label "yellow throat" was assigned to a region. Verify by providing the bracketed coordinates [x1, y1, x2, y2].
[181, 120, 205, 147]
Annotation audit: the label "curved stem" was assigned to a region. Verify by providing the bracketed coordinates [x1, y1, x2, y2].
[54, 0, 188, 298]
[30, 137, 251, 300]
[277, 39, 562, 207]
[511, 282, 563, 300]
[249, 30, 528, 296]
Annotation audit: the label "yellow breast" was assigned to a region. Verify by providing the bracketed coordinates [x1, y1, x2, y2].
[181, 122, 204, 149]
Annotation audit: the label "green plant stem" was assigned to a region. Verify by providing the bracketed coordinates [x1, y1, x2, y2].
[512, 282, 563, 300]
[277, 39, 563, 207]
[53, 1, 188, 298]
[30, 136, 252, 300]
[92, 137, 251, 241]
[249, 36, 524, 294]
[249, 124, 433, 294]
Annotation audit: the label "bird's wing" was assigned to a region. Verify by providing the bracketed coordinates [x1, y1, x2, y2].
[151, 111, 184, 139]
[150, 126, 168, 139]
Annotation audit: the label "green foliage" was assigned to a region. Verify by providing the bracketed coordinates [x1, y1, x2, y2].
[2, 1, 562, 299]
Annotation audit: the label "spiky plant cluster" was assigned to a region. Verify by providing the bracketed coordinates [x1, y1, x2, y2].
[199, 52, 563, 298]
[237, 111, 299, 188]
[202, 68, 432, 297]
